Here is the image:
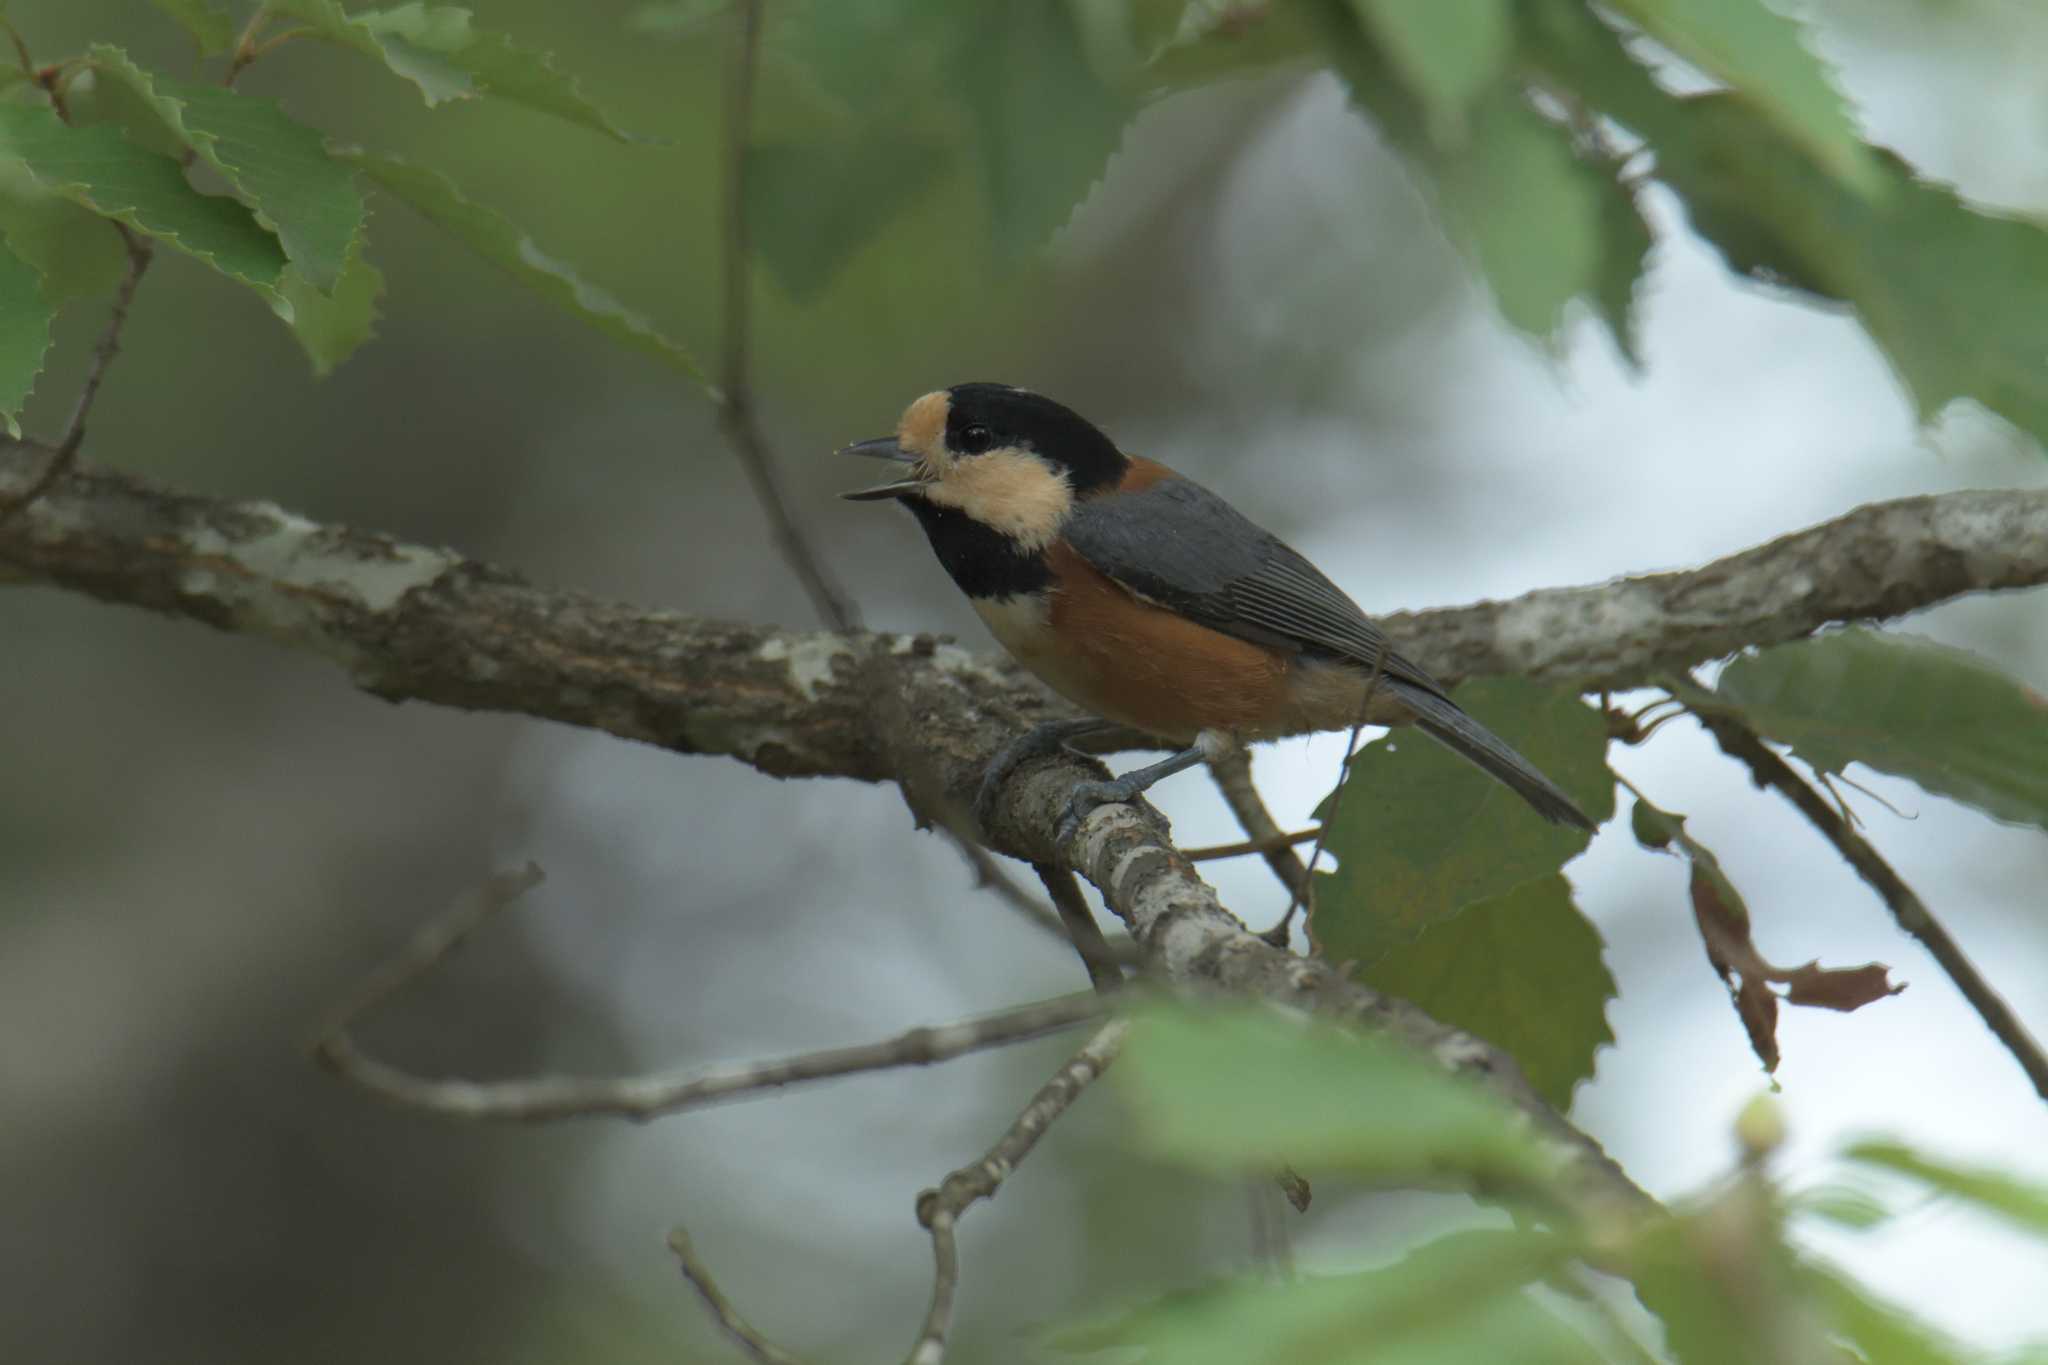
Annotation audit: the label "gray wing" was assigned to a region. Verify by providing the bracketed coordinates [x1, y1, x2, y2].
[1062, 473, 1452, 702]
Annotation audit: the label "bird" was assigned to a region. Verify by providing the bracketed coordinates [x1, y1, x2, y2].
[840, 383, 1593, 840]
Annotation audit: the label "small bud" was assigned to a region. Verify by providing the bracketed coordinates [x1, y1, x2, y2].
[1735, 1092, 1787, 1159]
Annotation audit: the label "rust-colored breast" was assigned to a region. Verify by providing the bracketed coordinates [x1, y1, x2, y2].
[1041, 539, 1291, 743]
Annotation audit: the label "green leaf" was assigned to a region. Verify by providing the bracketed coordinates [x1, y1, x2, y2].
[148, 0, 236, 55]
[627, 0, 728, 37]
[1802, 1258, 1969, 1365]
[0, 165, 127, 304]
[1141, 0, 1322, 85]
[0, 104, 286, 295]
[1053, 1231, 1591, 1365]
[276, 238, 382, 375]
[1603, 0, 1876, 192]
[1846, 1140, 2048, 1237]
[1312, 678, 1613, 970]
[1357, 874, 1614, 1111]
[1117, 1003, 1555, 1186]
[748, 130, 949, 300]
[87, 47, 365, 290]
[340, 150, 704, 383]
[1348, 0, 1511, 141]
[1792, 1182, 1893, 1233]
[953, 2, 1133, 254]
[0, 233, 50, 437]
[266, 0, 640, 141]
[1713, 629, 2048, 832]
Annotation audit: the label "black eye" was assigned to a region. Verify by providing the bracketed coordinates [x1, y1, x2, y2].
[956, 423, 994, 455]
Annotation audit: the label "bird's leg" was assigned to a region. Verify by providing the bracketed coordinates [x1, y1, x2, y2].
[1056, 730, 1233, 848]
[974, 717, 1121, 832]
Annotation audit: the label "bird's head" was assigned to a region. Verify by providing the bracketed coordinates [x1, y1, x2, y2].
[840, 383, 1126, 550]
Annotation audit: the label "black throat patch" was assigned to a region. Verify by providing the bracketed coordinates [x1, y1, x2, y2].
[903, 496, 1054, 600]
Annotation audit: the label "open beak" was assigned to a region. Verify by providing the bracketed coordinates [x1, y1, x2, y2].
[838, 436, 925, 501]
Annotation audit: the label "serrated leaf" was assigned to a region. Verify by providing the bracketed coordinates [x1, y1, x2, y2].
[148, 0, 236, 56]
[340, 150, 704, 383]
[1846, 1140, 2048, 1237]
[1632, 797, 1904, 1073]
[0, 233, 50, 436]
[954, 2, 1133, 255]
[748, 131, 948, 300]
[1312, 678, 1613, 970]
[1051, 1231, 1588, 1365]
[1660, 98, 2048, 441]
[1348, 0, 1511, 141]
[1604, 0, 1876, 193]
[0, 103, 285, 295]
[1358, 874, 1614, 1111]
[267, 0, 640, 141]
[1118, 1003, 1554, 1186]
[1713, 630, 2048, 830]
[276, 238, 382, 374]
[0, 165, 126, 304]
[87, 47, 364, 289]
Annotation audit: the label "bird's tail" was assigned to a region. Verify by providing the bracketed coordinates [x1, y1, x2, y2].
[1386, 678, 1596, 830]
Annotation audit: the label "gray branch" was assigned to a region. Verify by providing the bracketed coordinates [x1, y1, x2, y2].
[8, 452, 2045, 1224]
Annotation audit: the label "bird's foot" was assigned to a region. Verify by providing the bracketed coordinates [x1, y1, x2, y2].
[974, 718, 1114, 833]
[1055, 774, 1158, 849]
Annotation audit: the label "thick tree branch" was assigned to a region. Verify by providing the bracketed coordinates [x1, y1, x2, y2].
[8, 457, 2044, 1226]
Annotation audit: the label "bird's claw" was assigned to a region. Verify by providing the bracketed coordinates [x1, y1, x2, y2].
[1055, 776, 1160, 849]
[974, 719, 1108, 832]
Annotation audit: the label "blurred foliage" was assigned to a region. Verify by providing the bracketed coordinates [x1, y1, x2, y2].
[4, 1, 2048, 1361]
[1085, 1004, 2048, 1363]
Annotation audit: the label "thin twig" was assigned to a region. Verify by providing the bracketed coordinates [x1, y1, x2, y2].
[1207, 747, 1314, 927]
[668, 1227, 811, 1365]
[0, 226, 152, 526]
[1272, 643, 1391, 942]
[907, 1019, 1130, 1364]
[1033, 862, 1124, 992]
[315, 866, 1106, 1120]
[1185, 825, 1322, 862]
[716, 0, 857, 628]
[1689, 705, 2048, 1101]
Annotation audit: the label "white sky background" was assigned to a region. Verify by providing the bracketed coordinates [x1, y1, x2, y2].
[507, 7, 2048, 1357]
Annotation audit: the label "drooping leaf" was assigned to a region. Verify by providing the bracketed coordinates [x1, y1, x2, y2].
[1312, 678, 1613, 970]
[1632, 797, 1904, 1073]
[340, 150, 705, 383]
[748, 130, 949, 300]
[147, 0, 236, 55]
[952, 2, 1134, 254]
[1603, 0, 1876, 192]
[1713, 629, 2048, 832]
[1051, 1230, 1591, 1365]
[0, 103, 286, 296]
[0, 164, 126, 304]
[86, 47, 365, 290]
[0, 233, 49, 436]
[1117, 1003, 1554, 1186]
[276, 239, 383, 375]
[1321, 10, 1653, 349]
[1358, 874, 1614, 1111]
[1347, 0, 1511, 140]
[266, 0, 641, 141]
[1846, 1140, 2048, 1237]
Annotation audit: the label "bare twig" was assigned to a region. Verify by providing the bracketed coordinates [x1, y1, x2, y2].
[0, 225, 152, 526]
[715, 0, 856, 628]
[1689, 705, 2048, 1101]
[907, 1019, 1130, 1365]
[1185, 825, 1322, 862]
[1033, 862, 1124, 992]
[668, 1227, 811, 1365]
[315, 867, 1106, 1120]
[1206, 748, 1313, 944]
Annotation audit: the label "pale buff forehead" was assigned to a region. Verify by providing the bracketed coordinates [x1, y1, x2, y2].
[896, 390, 950, 459]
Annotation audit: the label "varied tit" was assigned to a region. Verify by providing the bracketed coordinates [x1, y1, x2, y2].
[841, 383, 1593, 837]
